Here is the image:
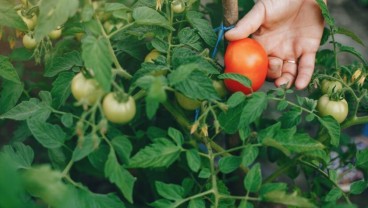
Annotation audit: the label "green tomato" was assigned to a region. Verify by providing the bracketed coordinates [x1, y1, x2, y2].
[17, 10, 37, 30]
[321, 79, 342, 94]
[175, 92, 201, 111]
[171, 0, 185, 13]
[144, 49, 160, 63]
[317, 94, 348, 123]
[22, 34, 37, 49]
[102, 93, 136, 124]
[213, 80, 228, 98]
[71, 72, 103, 106]
[48, 27, 62, 40]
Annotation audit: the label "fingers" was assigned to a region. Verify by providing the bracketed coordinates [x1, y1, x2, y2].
[275, 60, 298, 88]
[294, 53, 316, 90]
[224, 2, 265, 41]
[267, 57, 283, 79]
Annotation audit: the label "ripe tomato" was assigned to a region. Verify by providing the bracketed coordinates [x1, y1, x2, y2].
[22, 34, 37, 49]
[317, 94, 348, 123]
[224, 38, 268, 94]
[48, 27, 62, 40]
[175, 92, 201, 111]
[102, 93, 136, 124]
[171, 0, 185, 13]
[144, 49, 160, 63]
[71, 72, 103, 106]
[321, 79, 342, 94]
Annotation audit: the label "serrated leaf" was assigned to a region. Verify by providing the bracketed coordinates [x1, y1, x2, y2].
[133, 7, 174, 31]
[72, 134, 98, 162]
[112, 136, 132, 165]
[305, 113, 315, 122]
[0, 100, 41, 120]
[356, 149, 368, 171]
[315, 0, 335, 27]
[337, 43, 368, 66]
[27, 117, 66, 149]
[105, 149, 136, 203]
[239, 92, 268, 127]
[0, 80, 23, 114]
[0, 55, 21, 84]
[238, 200, 254, 208]
[259, 183, 288, 196]
[186, 11, 216, 47]
[277, 100, 288, 111]
[226, 91, 246, 108]
[198, 168, 211, 178]
[128, 138, 181, 168]
[336, 27, 364, 46]
[155, 181, 184, 201]
[61, 113, 74, 128]
[218, 102, 245, 134]
[317, 116, 340, 146]
[262, 190, 316, 208]
[0, 0, 27, 30]
[186, 149, 201, 172]
[0, 142, 34, 169]
[145, 97, 160, 119]
[152, 38, 169, 53]
[324, 188, 343, 201]
[51, 72, 74, 109]
[244, 163, 262, 193]
[44, 51, 83, 77]
[218, 73, 252, 89]
[219, 156, 242, 174]
[168, 127, 184, 146]
[34, 0, 79, 41]
[280, 109, 302, 128]
[82, 35, 112, 92]
[189, 198, 205, 208]
[150, 199, 174, 208]
[178, 27, 203, 51]
[241, 145, 259, 166]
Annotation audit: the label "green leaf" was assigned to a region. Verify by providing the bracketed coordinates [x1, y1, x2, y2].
[317, 116, 340, 146]
[186, 11, 217, 47]
[34, 0, 79, 41]
[239, 92, 268, 127]
[112, 136, 132, 164]
[186, 149, 201, 172]
[262, 191, 316, 208]
[238, 200, 254, 208]
[61, 113, 74, 128]
[88, 144, 109, 171]
[315, 0, 335, 27]
[259, 183, 288, 196]
[82, 35, 112, 92]
[0, 0, 27, 30]
[241, 145, 259, 166]
[170, 69, 220, 101]
[0, 80, 23, 114]
[0, 142, 34, 169]
[155, 181, 184, 201]
[277, 100, 288, 111]
[337, 43, 368, 66]
[152, 38, 169, 53]
[0, 55, 21, 84]
[132, 7, 174, 31]
[243, 163, 262, 193]
[218, 73, 252, 89]
[198, 168, 211, 179]
[218, 102, 245, 134]
[0, 100, 41, 120]
[150, 199, 174, 208]
[219, 156, 242, 174]
[27, 117, 66, 149]
[168, 127, 184, 146]
[51, 72, 74, 109]
[356, 149, 368, 171]
[105, 149, 136, 203]
[350, 180, 367, 195]
[324, 188, 343, 201]
[262, 138, 291, 156]
[188, 198, 205, 208]
[280, 109, 302, 128]
[145, 97, 160, 119]
[128, 138, 181, 168]
[178, 27, 203, 51]
[44, 51, 83, 77]
[336, 27, 364, 46]
[227, 91, 246, 108]
[72, 134, 98, 162]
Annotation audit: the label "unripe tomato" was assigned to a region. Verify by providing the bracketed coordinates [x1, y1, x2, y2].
[317, 94, 348, 123]
[224, 38, 268, 94]
[17, 10, 37, 30]
[102, 93, 136, 124]
[48, 27, 62, 40]
[144, 49, 160, 63]
[171, 0, 185, 13]
[213, 80, 228, 98]
[103, 21, 114, 34]
[321, 79, 342, 94]
[22, 34, 37, 49]
[71, 72, 103, 106]
[175, 92, 201, 111]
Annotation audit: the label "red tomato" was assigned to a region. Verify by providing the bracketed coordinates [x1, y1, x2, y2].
[224, 38, 268, 94]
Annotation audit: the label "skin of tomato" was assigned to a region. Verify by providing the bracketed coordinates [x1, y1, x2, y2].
[317, 94, 348, 123]
[102, 93, 136, 124]
[144, 50, 160, 63]
[171, 0, 185, 13]
[175, 92, 201, 111]
[212, 80, 228, 98]
[17, 10, 37, 30]
[224, 38, 268, 94]
[321, 80, 342, 94]
[23, 34, 37, 49]
[71, 72, 103, 105]
[49, 27, 62, 40]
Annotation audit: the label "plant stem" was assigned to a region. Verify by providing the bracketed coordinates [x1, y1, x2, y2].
[172, 189, 214, 207]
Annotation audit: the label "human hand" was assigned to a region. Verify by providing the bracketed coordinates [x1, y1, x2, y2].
[225, 0, 325, 90]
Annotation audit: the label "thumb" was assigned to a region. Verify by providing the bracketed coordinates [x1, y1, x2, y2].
[225, 2, 265, 41]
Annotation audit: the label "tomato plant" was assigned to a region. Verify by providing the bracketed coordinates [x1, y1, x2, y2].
[224, 38, 268, 94]
[102, 92, 136, 124]
[0, 0, 368, 208]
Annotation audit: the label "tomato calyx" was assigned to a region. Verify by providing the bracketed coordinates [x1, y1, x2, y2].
[112, 91, 131, 104]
